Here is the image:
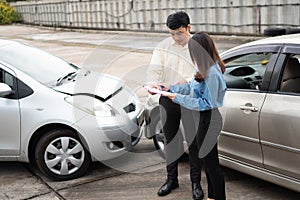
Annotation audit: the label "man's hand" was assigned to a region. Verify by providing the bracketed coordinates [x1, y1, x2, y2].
[145, 84, 160, 95]
[158, 83, 170, 91]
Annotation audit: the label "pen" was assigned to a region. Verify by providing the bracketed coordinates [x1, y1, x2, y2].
[160, 77, 165, 90]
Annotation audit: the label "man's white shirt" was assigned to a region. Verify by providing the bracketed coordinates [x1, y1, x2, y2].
[147, 37, 195, 84]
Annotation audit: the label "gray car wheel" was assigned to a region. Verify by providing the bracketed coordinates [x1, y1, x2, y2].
[35, 129, 91, 181]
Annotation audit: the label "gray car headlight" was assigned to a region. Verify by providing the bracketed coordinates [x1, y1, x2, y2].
[65, 95, 115, 117]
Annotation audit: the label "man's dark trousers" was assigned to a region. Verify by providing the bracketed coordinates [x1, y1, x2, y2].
[159, 96, 202, 183]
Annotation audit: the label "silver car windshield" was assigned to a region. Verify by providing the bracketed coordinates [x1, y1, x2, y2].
[0, 42, 79, 86]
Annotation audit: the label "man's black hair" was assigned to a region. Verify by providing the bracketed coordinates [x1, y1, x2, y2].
[166, 11, 190, 30]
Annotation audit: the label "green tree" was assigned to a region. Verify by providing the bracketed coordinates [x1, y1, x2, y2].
[0, 0, 21, 25]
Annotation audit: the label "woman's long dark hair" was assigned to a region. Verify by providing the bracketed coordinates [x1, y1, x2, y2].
[188, 32, 225, 82]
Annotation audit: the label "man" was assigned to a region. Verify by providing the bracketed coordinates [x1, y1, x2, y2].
[147, 11, 204, 200]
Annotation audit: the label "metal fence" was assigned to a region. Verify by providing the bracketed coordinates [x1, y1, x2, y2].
[11, 0, 300, 35]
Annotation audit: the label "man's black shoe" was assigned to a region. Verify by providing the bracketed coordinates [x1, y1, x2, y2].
[157, 179, 179, 196]
[192, 182, 204, 200]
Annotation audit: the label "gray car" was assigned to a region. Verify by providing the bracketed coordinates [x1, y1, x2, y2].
[0, 39, 144, 181]
[143, 33, 300, 192]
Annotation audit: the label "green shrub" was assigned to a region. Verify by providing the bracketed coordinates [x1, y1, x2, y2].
[0, 0, 21, 25]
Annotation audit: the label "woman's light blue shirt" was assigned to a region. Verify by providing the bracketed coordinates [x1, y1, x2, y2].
[170, 63, 226, 111]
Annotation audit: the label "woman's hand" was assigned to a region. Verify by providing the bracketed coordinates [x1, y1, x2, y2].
[163, 93, 176, 102]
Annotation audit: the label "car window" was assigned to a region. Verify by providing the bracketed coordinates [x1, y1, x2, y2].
[0, 68, 33, 99]
[224, 52, 273, 90]
[0, 69, 14, 88]
[0, 68, 17, 99]
[279, 55, 300, 93]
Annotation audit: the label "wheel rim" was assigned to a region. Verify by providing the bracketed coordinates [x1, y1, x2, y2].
[44, 137, 85, 176]
[155, 121, 165, 152]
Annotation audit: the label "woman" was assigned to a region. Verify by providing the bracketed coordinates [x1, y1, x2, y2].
[160, 32, 227, 200]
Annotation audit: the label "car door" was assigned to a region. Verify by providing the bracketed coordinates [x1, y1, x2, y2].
[260, 46, 300, 181]
[218, 45, 280, 167]
[0, 64, 21, 156]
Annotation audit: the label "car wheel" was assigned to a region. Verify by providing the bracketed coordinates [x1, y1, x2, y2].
[35, 129, 91, 181]
[150, 114, 166, 158]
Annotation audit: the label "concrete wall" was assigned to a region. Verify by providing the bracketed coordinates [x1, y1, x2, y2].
[11, 0, 300, 35]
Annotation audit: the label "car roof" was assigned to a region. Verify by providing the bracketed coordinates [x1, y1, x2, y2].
[222, 33, 300, 54]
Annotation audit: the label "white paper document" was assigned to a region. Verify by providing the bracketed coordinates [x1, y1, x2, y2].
[143, 85, 172, 96]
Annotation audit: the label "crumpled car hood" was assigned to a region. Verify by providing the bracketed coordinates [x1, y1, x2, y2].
[54, 71, 124, 101]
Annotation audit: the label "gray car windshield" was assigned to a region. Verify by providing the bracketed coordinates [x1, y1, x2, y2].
[0, 42, 78, 86]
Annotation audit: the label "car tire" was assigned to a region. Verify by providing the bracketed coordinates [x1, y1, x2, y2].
[286, 27, 300, 34]
[263, 27, 286, 36]
[35, 129, 91, 181]
[150, 113, 166, 158]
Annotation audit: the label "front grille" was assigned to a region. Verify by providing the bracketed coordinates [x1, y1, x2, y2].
[123, 103, 136, 113]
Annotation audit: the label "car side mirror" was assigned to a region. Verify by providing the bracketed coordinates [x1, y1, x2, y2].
[0, 83, 12, 97]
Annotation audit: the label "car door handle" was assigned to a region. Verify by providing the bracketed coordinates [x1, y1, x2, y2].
[240, 105, 259, 112]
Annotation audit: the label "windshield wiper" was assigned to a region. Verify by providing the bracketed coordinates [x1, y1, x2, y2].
[56, 71, 77, 86]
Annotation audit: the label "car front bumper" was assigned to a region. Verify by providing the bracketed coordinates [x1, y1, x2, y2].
[75, 108, 144, 161]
